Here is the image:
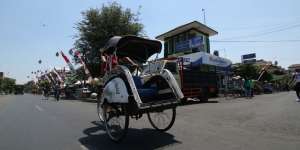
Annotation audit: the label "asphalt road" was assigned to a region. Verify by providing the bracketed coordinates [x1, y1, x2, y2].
[0, 92, 300, 150]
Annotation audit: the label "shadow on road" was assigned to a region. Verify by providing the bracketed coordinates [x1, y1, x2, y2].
[179, 100, 219, 107]
[79, 99, 98, 103]
[79, 121, 181, 150]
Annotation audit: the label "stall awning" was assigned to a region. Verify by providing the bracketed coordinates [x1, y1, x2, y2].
[179, 52, 232, 68]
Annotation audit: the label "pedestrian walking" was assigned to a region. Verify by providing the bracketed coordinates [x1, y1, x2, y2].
[43, 85, 50, 100]
[41, 82, 50, 100]
[293, 71, 300, 102]
[54, 82, 61, 101]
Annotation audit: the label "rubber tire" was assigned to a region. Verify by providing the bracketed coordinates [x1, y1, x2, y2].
[103, 104, 129, 142]
[147, 108, 176, 132]
[97, 98, 104, 122]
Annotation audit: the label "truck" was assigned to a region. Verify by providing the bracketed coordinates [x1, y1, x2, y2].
[143, 59, 217, 102]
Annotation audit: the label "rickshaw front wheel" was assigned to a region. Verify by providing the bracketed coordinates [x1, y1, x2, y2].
[103, 103, 129, 142]
[97, 99, 104, 122]
[147, 107, 176, 132]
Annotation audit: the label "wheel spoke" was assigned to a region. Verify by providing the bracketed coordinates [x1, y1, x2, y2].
[97, 103, 104, 121]
[147, 108, 176, 132]
[103, 104, 129, 142]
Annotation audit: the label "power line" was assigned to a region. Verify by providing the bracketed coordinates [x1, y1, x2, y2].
[219, 23, 300, 40]
[214, 19, 300, 31]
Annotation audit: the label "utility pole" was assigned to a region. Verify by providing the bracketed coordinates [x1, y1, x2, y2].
[202, 8, 206, 24]
[82, 50, 87, 87]
[223, 48, 227, 58]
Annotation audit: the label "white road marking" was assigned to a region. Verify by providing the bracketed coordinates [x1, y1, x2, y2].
[80, 144, 88, 150]
[35, 105, 44, 112]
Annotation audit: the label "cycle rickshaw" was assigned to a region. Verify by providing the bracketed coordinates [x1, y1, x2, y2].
[97, 35, 184, 142]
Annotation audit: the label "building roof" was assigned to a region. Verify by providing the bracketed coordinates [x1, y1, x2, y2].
[288, 64, 300, 69]
[155, 21, 218, 41]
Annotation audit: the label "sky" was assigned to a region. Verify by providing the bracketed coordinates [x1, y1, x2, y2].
[0, 0, 300, 84]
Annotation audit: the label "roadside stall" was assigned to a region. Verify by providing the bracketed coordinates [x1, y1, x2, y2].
[164, 51, 232, 101]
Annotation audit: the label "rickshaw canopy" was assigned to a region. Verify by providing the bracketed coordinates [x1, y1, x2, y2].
[101, 35, 162, 63]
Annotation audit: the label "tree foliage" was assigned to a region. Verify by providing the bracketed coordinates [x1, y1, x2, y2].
[74, 2, 144, 77]
[260, 71, 273, 82]
[23, 80, 34, 93]
[0, 77, 16, 93]
[233, 64, 259, 79]
[234, 63, 275, 82]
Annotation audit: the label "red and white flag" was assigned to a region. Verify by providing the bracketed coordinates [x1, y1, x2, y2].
[60, 51, 75, 73]
[71, 49, 93, 82]
[53, 67, 64, 83]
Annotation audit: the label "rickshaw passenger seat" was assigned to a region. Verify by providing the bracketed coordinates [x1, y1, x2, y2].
[132, 76, 143, 89]
[132, 76, 157, 99]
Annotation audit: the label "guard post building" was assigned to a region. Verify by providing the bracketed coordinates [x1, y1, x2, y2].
[156, 21, 232, 99]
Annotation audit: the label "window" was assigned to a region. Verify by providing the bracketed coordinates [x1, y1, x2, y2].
[164, 41, 169, 55]
[179, 33, 187, 42]
[174, 35, 179, 45]
[169, 38, 174, 54]
[188, 29, 208, 53]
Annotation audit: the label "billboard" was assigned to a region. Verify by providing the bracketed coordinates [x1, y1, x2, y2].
[242, 53, 256, 64]
[190, 36, 204, 48]
[242, 53, 256, 60]
[179, 52, 232, 67]
[174, 36, 204, 52]
[175, 40, 190, 52]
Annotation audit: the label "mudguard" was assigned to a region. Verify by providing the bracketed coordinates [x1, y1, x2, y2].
[100, 65, 143, 106]
[161, 69, 184, 100]
[102, 77, 129, 103]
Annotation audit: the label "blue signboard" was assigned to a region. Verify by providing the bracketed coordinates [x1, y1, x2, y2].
[175, 36, 204, 52]
[175, 40, 189, 52]
[177, 57, 190, 62]
[190, 36, 204, 48]
[242, 53, 256, 60]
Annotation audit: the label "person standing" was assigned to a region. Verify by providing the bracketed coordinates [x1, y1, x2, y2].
[54, 82, 61, 101]
[293, 71, 300, 101]
[244, 77, 251, 99]
[43, 83, 50, 100]
[250, 79, 254, 98]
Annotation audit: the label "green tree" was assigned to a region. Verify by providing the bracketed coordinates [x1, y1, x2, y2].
[24, 80, 35, 93]
[234, 64, 259, 79]
[63, 67, 86, 86]
[0, 77, 16, 93]
[75, 2, 144, 77]
[260, 71, 273, 82]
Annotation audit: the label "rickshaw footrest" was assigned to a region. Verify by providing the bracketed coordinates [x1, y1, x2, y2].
[139, 99, 178, 110]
